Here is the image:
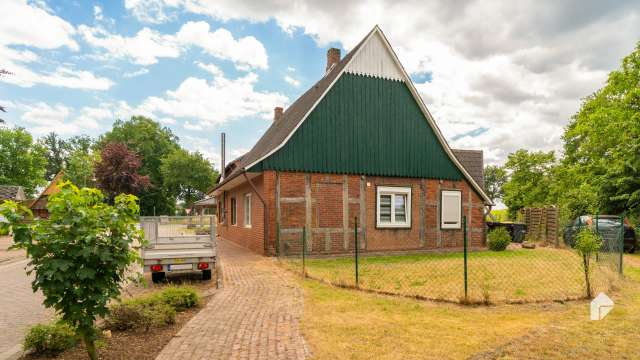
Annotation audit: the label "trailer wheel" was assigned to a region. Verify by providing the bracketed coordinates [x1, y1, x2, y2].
[152, 272, 166, 283]
[202, 269, 212, 281]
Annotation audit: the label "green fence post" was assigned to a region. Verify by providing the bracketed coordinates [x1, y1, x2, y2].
[619, 213, 624, 276]
[302, 226, 306, 278]
[355, 216, 359, 288]
[463, 216, 468, 302]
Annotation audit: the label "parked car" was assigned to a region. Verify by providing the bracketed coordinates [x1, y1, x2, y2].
[563, 215, 636, 253]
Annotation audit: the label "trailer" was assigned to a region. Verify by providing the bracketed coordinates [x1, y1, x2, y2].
[140, 215, 216, 283]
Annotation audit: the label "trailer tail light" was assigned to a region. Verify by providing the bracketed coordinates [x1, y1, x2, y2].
[197, 262, 209, 270]
[150, 264, 163, 272]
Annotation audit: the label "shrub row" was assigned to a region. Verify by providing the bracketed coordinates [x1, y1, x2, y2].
[104, 286, 199, 331]
[24, 286, 199, 355]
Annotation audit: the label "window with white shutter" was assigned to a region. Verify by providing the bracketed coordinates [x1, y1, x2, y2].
[441, 190, 462, 229]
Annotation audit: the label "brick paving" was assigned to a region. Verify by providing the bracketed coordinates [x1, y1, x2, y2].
[156, 239, 309, 360]
[0, 259, 54, 360]
[0, 236, 26, 265]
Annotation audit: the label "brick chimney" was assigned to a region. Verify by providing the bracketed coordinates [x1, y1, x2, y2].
[326, 48, 341, 73]
[273, 106, 284, 123]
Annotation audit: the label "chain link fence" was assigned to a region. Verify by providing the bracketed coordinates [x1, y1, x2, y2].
[278, 215, 624, 304]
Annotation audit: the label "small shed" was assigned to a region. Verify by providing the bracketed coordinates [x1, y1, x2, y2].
[192, 197, 216, 216]
[30, 171, 64, 218]
[0, 185, 27, 203]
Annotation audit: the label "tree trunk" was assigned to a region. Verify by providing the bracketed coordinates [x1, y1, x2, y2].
[82, 334, 98, 360]
[583, 254, 592, 298]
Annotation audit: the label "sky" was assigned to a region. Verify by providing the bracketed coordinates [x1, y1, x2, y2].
[1, 0, 639, 168]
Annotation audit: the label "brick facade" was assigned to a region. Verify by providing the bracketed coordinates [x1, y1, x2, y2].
[219, 170, 486, 256]
[217, 174, 267, 254]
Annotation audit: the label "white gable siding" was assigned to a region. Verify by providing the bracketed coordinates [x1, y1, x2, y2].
[345, 32, 404, 81]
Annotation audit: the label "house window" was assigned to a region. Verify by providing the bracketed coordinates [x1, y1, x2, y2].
[244, 193, 252, 228]
[230, 197, 237, 225]
[376, 186, 411, 228]
[218, 196, 225, 224]
[441, 190, 462, 229]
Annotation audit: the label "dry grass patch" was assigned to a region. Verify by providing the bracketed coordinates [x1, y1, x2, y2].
[288, 248, 619, 304]
[300, 259, 640, 359]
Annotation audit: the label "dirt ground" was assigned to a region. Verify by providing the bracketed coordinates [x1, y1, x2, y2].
[20, 272, 218, 360]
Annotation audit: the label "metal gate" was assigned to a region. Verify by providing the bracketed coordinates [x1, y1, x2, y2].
[140, 215, 216, 247]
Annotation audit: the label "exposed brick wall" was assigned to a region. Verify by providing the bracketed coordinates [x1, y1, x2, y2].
[221, 171, 486, 256]
[217, 174, 266, 254]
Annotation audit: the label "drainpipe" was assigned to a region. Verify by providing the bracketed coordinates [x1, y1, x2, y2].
[243, 171, 269, 255]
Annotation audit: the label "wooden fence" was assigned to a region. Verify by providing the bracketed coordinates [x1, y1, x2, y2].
[519, 207, 560, 246]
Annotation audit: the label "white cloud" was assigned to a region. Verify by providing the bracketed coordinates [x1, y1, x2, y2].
[284, 75, 300, 87]
[195, 62, 223, 77]
[128, 0, 640, 164]
[176, 21, 268, 70]
[136, 71, 288, 128]
[0, 1, 113, 90]
[0, 0, 78, 50]
[78, 25, 181, 66]
[124, 0, 173, 24]
[123, 68, 150, 78]
[79, 21, 268, 70]
[14, 101, 126, 137]
[94, 5, 104, 21]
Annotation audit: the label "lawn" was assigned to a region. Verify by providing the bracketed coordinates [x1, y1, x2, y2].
[285, 248, 621, 304]
[300, 260, 640, 359]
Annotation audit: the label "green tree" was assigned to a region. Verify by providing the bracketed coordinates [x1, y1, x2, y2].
[502, 149, 556, 218]
[161, 149, 218, 208]
[39, 132, 70, 180]
[559, 41, 640, 221]
[0, 127, 47, 196]
[0, 183, 143, 360]
[574, 228, 602, 298]
[64, 148, 98, 188]
[99, 116, 179, 215]
[484, 165, 507, 204]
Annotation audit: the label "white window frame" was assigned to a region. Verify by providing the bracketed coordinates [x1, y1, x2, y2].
[243, 193, 252, 228]
[441, 190, 462, 229]
[230, 197, 237, 226]
[376, 186, 411, 228]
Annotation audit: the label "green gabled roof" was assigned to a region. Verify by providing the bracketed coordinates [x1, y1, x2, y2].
[213, 26, 492, 205]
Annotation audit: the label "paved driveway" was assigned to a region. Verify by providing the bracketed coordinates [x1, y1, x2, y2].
[0, 259, 53, 360]
[156, 239, 309, 359]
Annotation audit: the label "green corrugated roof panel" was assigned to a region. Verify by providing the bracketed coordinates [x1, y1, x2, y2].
[253, 73, 464, 180]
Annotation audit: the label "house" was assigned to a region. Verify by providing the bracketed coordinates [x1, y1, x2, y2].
[211, 26, 493, 256]
[0, 185, 27, 203]
[30, 171, 64, 218]
[192, 196, 217, 216]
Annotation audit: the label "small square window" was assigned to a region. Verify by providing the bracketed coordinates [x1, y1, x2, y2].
[441, 190, 462, 229]
[376, 186, 411, 228]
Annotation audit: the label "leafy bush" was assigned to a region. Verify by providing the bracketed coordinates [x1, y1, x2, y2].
[488, 227, 511, 251]
[105, 298, 175, 331]
[23, 322, 78, 355]
[0, 183, 143, 360]
[575, 228, 602, 298]
[158, 286, 199, 311]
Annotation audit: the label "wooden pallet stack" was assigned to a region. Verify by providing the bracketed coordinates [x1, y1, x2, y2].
[519, 206, 559, 246]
